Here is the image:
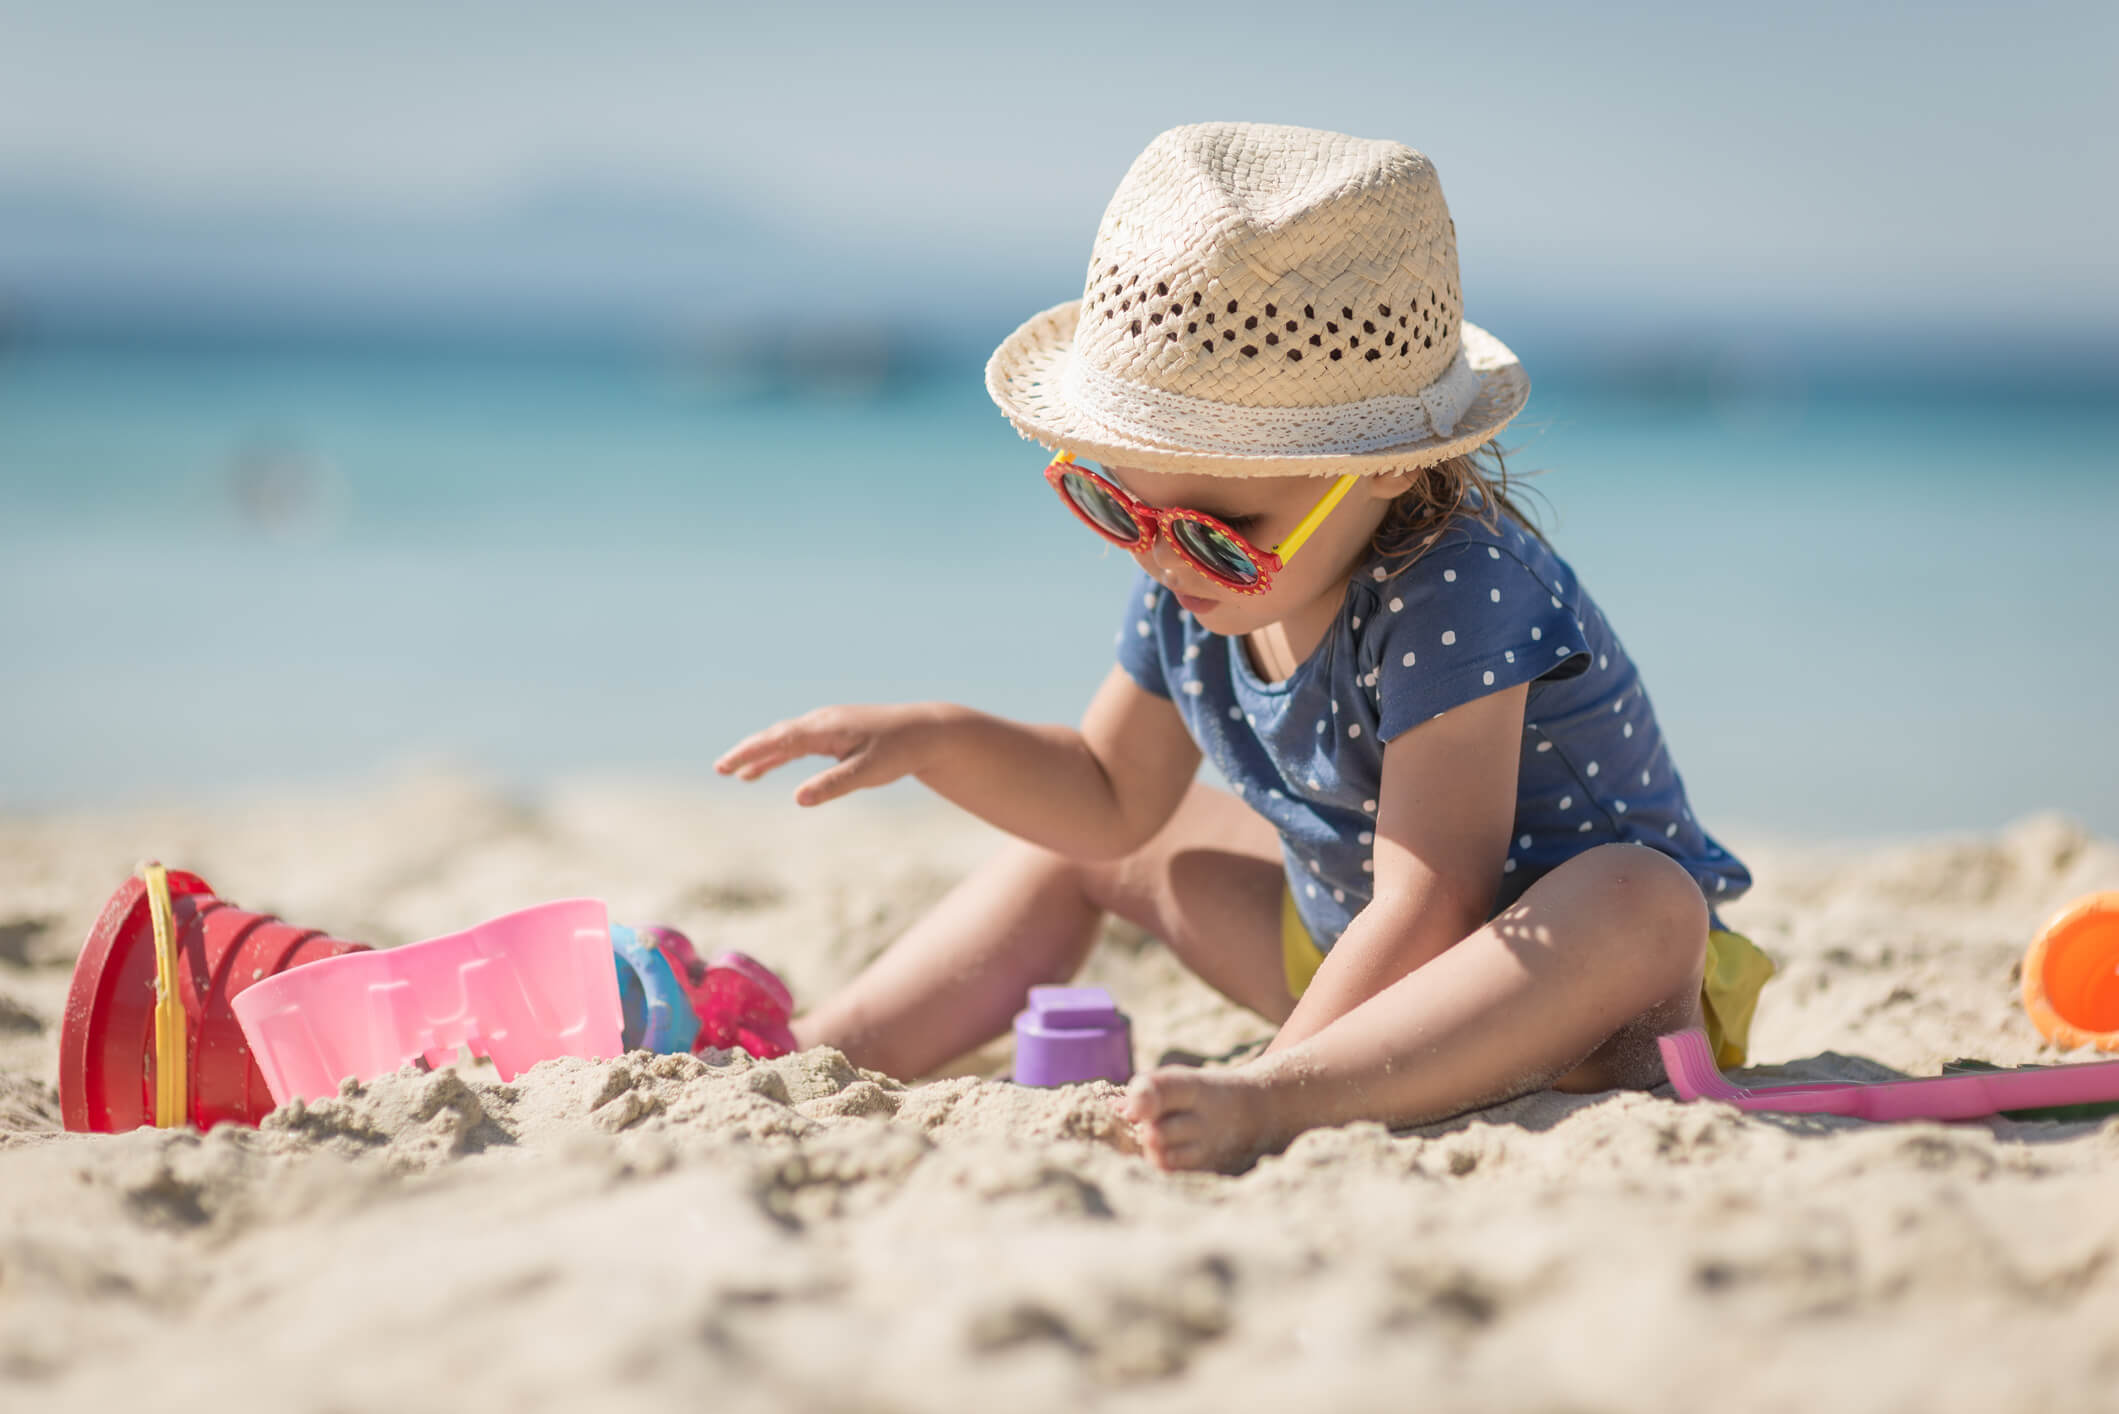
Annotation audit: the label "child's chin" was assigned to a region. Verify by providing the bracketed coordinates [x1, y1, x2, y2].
[1176, 590, 1260, 629]
[1219, 607, 1275, 633]
[1193, 599, 1270, 635]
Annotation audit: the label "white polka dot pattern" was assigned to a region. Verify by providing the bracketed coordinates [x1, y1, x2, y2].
[1107, 522, 1749, 952]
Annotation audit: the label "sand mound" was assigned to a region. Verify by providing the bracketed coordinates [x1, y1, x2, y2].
[3, 778, 2117, 1412]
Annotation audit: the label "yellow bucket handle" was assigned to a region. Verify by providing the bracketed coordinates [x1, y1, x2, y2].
[140, 862, 189, 1128]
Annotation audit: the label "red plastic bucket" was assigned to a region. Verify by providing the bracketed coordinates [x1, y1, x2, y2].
[59, 869, 371, 1132]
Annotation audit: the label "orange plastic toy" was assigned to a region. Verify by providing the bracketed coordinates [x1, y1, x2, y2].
[2021, 892, 2119, 1052]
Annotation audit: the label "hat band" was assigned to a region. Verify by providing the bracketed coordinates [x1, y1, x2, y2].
[1059, 346, 1484, 457]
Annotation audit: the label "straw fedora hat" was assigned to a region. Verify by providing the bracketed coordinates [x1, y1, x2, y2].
[986, 121, 1529, 479]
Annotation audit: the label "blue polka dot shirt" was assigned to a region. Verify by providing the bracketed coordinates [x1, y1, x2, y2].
[1116, 512, 1750, 950]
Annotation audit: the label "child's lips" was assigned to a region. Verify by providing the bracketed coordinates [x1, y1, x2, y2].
[1175, 591, 1219, 615]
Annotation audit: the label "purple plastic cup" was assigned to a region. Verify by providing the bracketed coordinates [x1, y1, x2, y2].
[1012, 985, 1133, 1087]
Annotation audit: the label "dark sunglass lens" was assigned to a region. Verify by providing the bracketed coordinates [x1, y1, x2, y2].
[1172, 518, 1261, 584]
[1062, 472, 1142, 543]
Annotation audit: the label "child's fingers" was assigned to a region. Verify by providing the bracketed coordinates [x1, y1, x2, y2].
[715, 721, 810, 774]
[713, 731, 777, 776]
[719, 740, 804, 780]
[717, 718, 852, 778]
[792, 749, 882, 808]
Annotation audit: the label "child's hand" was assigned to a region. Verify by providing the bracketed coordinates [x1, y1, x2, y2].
[715, 705, 945, 807]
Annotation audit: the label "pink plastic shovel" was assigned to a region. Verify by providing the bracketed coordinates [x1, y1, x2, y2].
[1658, 1027, 2119, 1122]
[230, 898, 624, 1106]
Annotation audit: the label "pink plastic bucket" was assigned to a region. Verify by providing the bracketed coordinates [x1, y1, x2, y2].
[231, 898, 624, 1105]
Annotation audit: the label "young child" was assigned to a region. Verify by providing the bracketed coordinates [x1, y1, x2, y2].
[715, 122, 1774, 1172]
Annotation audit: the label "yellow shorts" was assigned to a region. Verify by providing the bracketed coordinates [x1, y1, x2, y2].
[1279, 887, 1774, 1069]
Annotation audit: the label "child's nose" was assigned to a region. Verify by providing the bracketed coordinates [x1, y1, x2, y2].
[1138, 530, 1195, 585]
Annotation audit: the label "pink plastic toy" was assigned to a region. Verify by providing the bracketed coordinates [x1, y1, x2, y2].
[1657, 1027, 2119, 1122]
[632, 927, 797, 1060]
[692, 950, 798, 1059]
[230, 898, 624, 1106]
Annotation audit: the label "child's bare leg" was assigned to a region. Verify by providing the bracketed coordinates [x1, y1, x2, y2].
[1121, 843, 1710, 1172]
[796, 783, 1289, 1079]
[790, 841, 1102, 1078]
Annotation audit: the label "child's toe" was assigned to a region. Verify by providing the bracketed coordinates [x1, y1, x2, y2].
[1144, 1065, 1202, 1107]
[1151, 1109, 1205, 1150]
[1155, 1137, 1207, 1171]
[1144, 1118, 1210, 1172]
[1119, 1072, 1170, 1123]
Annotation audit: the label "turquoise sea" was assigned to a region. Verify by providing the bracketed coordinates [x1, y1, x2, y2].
[2, 338, 2114, 837]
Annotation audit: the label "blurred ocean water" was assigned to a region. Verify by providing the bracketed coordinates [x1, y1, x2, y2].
[2, 338, 2114, 837]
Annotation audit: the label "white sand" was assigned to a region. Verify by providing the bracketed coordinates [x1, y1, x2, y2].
[3, 774, 2117, 1412]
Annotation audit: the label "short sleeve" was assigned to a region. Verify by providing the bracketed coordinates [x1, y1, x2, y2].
[1114, 571, 1173, 700]
[1363, 541, 1591, 741]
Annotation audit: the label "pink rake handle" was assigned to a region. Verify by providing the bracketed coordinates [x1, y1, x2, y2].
[231, 898, 624, 1106]
[1657, 1027, 2119, 1122]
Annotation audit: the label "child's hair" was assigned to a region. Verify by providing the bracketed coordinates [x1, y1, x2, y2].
[1372, 440, 1548, 568]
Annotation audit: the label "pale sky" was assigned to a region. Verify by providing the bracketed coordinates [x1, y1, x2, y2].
[1, 0, 2113, 333]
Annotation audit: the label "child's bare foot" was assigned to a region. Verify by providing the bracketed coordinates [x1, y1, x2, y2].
[1117, 1064, 1292, 1173]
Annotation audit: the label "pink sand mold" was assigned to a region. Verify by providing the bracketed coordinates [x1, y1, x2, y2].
[230, 898, 624, 1106]
[691, 949, 798, 1059]
[1657, 1027, 2119, 1122]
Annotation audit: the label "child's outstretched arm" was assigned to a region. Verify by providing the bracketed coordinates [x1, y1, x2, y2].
[716, 666, 1202, 862]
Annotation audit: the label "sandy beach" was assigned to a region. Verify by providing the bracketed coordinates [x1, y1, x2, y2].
[3, 773, 2117, 1413]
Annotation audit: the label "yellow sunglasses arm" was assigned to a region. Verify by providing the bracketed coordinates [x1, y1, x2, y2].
[1272, 474, 1359, 564]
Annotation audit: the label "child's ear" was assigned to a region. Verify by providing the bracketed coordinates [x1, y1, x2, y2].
[1363, 468, 1422, 499]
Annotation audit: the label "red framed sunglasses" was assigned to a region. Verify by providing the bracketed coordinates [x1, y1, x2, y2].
[1043, 452, 1357, 595]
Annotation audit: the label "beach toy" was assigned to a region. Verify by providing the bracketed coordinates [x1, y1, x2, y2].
[60, 864, 373, 1133]
[62, 862, 776, 1129]
[641, 923, 708, 989]
[1657, 1027, 2119, 1122]
[611, 923, 701, 1055]
[627, 925, 796, 1060]
[231, 898, 624, 1107]
[689, 949, 798, 1059]
[2020, 892, 2119, 1053]
[1013, 985, 1132, 1087]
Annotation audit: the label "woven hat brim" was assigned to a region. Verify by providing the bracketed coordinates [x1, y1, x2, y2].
[985, 302, 1530, 479]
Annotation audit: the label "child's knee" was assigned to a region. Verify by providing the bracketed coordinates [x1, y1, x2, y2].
[993, 835, 1099, 892]
[1571, 844, 1709, 983]
[994, 836, 1157, 935]
[1074, 836, 1161, 916]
